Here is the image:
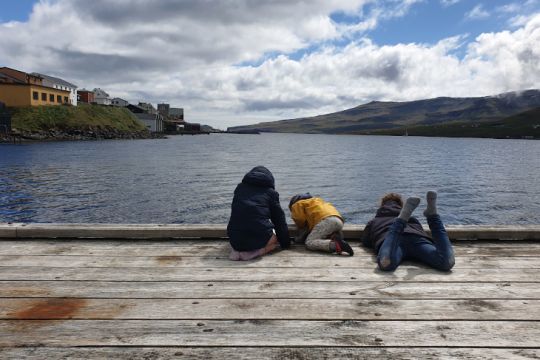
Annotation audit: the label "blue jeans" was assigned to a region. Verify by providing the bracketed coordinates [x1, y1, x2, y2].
[377, 215, 455, 271]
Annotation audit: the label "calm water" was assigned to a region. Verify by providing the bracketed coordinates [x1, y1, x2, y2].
[1, 133, 539, 225]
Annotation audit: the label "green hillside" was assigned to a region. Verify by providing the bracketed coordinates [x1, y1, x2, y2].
[228, 90, 540, 136]
[10, 104, 147, 133]
[367, 107, 540, 139]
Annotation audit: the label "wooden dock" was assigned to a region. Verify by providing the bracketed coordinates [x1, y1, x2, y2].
[0, 224, 539, 359]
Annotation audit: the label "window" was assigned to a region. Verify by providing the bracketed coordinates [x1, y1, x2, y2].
[57, 95, 62, 103]
[64, 97, 68, 103]
[41, 93, 47, 101]
[33, 91, 39, 100]
[49, 94, 55, 102]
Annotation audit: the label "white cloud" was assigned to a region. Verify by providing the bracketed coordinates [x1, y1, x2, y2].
[509, 14, 535, 27]
[495, 0, 540, 27]
[466, 4, 490, 20]
[496, 3, 521, 14]
[440, 0, 460, 6]
[1, 1, 539, 129]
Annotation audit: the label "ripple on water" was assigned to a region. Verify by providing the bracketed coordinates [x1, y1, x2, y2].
[0, 134, 539, 224]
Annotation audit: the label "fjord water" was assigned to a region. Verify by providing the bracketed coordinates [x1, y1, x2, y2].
[1, 133, 539, 225]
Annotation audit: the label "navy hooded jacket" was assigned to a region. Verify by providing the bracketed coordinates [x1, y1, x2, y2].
[227, 166, 290, 251]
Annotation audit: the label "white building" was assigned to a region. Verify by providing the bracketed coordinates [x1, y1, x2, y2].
[111, 97, 129, 107]
[32, 73, 78, 106]
[134, 113, 164, 133]
[93, 88, 111, 105]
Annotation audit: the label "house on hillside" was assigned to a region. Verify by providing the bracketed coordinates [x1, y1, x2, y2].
[93, 88, 111, 105]
[127, 103, 164, 133]
[111, 97, 129, 107]
[126, 103, 145, 114]
[77, 89, 95, 104]
[0, 67, 42, 86]
[0, 67, 71, 107]
[32, 72, 78, 106]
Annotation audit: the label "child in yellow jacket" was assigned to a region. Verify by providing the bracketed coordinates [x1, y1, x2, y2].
[289, 193, 353, 256]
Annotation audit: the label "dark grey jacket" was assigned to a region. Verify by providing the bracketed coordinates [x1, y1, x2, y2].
[362, 201, 431, 251]
[227, 166, 290, 251]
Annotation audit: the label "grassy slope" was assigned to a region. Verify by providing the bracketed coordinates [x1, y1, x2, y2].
[10, 104, 147, 133]
[365, 107, 540, 138]
[229, 90, 540, 135]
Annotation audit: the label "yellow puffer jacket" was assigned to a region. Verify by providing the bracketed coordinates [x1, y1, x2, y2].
[290, 197, 343, 231]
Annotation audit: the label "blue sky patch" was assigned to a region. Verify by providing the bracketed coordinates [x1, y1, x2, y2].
[0, 0, 37, 23]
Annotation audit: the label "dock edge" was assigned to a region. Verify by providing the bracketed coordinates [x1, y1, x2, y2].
[0, 223, 539, 240]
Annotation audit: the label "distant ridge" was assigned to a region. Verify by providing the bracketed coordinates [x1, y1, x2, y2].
[228, 89, 540, 136]
[370, 106, 540, 139]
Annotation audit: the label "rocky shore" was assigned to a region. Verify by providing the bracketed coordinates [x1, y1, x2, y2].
[1, 127, 165, 143]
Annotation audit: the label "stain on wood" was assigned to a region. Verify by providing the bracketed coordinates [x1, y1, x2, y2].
[155, 255, 183, 265]
[460, 299, 500, 312]
[11, 298, 87, 320]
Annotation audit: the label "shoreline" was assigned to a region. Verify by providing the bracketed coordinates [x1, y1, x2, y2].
[4, 130, 538, 142]
[0, 129, 166, 143]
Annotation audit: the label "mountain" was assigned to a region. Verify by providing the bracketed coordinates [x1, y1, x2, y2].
[228, 90, 540, 135]
[370, 106, 540, 139]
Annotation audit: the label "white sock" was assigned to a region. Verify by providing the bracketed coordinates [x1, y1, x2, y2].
[398, 197, 420, 221]
[423, 191, 438, 217]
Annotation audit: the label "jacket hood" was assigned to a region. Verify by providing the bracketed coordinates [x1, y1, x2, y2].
[289, 193, 313, 209]
[376, 200, 402, 217]
[242, 166, 275, 188]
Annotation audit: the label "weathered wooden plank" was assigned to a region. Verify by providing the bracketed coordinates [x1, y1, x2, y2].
[1, 298, 537, 320]
[2, 239, 538, 247]
[0, 254, 380, 268]
[446, 225, 540, 240]
[2, 281, 538, 299]
[12, 223, 229, 240]
[2, 223, 540, 240]
[1, 241, 539, 257]
[1, 320, 539, 347]
[0, 241, 235, 257]
[0, 254, 538, 269]
[0, 223, 17, 238]
[1, 347, 538, 360]
[0, 266, 538, 282]
[5, 239, 539, 247]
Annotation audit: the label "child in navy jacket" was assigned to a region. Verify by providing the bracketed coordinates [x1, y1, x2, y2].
[227, 166, 290, 260]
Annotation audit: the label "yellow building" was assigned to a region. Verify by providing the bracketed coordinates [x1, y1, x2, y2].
[0, 67, 71, 107]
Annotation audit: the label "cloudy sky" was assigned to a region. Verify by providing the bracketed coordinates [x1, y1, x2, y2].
[1, 0, 539, 129]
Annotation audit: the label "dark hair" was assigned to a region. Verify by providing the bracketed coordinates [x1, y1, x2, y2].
[380, 192, 403, 207]
[289, 193, 312, 209]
